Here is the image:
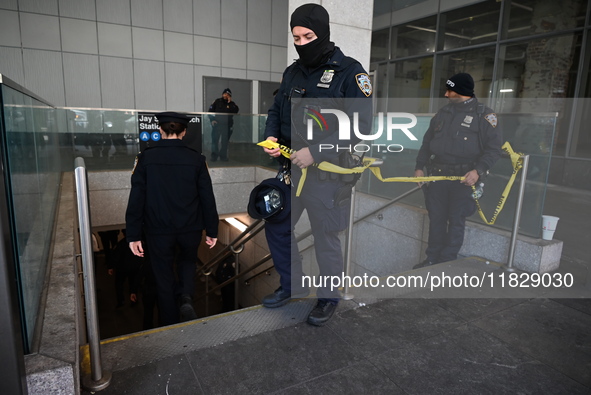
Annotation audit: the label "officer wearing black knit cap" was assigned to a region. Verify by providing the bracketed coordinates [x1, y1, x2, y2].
[259, 3, 373, 326]
[126, 111, 219, 326]
[413, 73, 503, 268]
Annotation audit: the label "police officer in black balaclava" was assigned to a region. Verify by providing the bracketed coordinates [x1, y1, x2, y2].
[290, 3, 335, 68]
[258, 4, 373, 326]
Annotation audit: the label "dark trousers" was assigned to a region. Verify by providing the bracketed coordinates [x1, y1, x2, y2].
[424, 180, 476, 263]
[146, 231, 201, 326]
[115, 267, 138, 305]
[265, 181, 349, 304]
[211, 125, 230, 160]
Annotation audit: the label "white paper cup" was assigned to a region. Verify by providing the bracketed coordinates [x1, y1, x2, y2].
[541, 215, 559, 240]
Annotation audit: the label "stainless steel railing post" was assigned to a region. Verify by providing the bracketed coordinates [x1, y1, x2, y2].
[342, 185, 357, 300]
[74, 158, 111, 392]
[343, 159, 383, 300]
[505, 154, 530, 272]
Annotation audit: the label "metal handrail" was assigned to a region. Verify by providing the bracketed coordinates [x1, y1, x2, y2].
[505, 154, 530, 271]
[199, 153, 529, 301]
[74, 158, 111, 392]
[198, 186, 422, 300]
[196, 228, 313, 300]
[197, 219, 265, 275]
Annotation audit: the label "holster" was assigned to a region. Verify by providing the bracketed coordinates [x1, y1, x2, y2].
[317, 152, 362, 184]
[427, 162, 475, 177]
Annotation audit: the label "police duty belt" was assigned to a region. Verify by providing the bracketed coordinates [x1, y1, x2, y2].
[257, 140, 524, 225]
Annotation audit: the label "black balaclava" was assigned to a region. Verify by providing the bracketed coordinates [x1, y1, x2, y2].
[290, 4, 335, 68]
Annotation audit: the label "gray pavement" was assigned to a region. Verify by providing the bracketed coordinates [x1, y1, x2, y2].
[84, 185, 591, 395]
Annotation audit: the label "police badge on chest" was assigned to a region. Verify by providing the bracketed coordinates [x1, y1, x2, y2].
[317, 70, 334, 88]
[461, 115, 473, 128]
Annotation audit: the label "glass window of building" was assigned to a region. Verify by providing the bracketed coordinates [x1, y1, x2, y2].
[497, 33, 583, 156]
[387, 57, 433, 112]
[439, 0, 501, 50]
[505, 0, 588, 40]
[391, 15, 437, 58]
[436, 46, 496, 99]
[497, 34, 581, 100]
[371, 28, 390, 63]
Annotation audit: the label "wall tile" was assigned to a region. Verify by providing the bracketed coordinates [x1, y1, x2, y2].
[163, 0, 192, 34]
[165, 63, 195, 112]
[0, 46, 24, 85]
[99, 56, 135, 109]
[247, 70, 271, 81]
[246, 42, 270, 72]
[0, 10, 20, 46]
[247, 0, 271, 44]
[20, 13, 61, 51]
[221, 39, 246, 69]
[97, 0, 131, 25]
[271, 0, 288, 47]
[98, 23, 132, 57]
[220, 0, 246, 41]
[131, 0, 163, 29]
[193, 0, 220, 37]
[134, 60, 165, 110]
[164, 31, 193, 64]
[271, 45, 288, 73]
[58, 0, 96, 20]
[132, 27, 164, 61]
[194, 35, 221, 67]
[63, 53, 101, 107]
[18, 0, 58, 15]
[60, 18, 98, 54]
[22, 49, 65, 105]
[221, 68, 246, 79]
[0, 0, 18, 10]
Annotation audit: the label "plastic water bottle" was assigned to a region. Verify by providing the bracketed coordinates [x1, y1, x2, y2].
[472, 182, 484, 200]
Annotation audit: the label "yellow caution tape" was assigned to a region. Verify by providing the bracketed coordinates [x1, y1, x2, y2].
[257, 140, 524, 225]
[473, 141, 524, 224]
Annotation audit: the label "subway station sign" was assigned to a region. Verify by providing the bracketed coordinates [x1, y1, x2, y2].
[138, 112, 202, 153]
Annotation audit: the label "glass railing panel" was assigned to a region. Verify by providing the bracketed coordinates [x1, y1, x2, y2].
[1, 79, 60, 352]
[356, 100, 558, 238]
[202, 113, 270, 167]
[67, 108, 139, 171]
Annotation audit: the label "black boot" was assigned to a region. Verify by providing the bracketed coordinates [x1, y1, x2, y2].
[179, 294, 197, 322]
[262, 286, 309, 308]
[307, 300, 337, 326]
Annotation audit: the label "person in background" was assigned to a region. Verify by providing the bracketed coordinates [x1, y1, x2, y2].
[413, 73, 502, 268]
[208, 88, 239, 162]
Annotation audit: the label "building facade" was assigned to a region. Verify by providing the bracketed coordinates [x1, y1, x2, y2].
[371, 0, 591, 190]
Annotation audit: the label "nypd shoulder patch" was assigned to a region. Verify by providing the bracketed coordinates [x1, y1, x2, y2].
[484, 113, 498, 128]
[356, 73, 372, 97]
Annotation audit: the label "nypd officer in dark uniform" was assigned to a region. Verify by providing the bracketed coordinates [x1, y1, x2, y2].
[414, 73, 502, 268]
[208, 88, 239, 162]
[260, 4, 372, 326]
[125, 112, 219, 326]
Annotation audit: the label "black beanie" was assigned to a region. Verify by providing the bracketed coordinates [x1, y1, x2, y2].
[290, 4, 330, 40]
[446, 73, 474, 97]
